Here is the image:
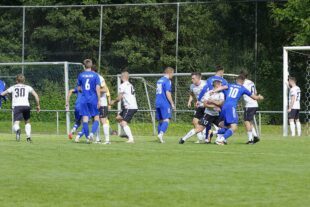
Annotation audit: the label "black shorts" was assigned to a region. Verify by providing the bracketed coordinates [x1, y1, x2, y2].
[119, 109, 137, 123]
[194, 107, 205, 119]
[199, 114, 220, 127]
[99, 106, 109, 118]
[288, 109, 300, 120]
[244, 107, 258, 122]
[13, 106, 31, 122]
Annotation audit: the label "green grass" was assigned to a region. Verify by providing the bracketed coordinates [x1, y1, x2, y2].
[0, 132, 309, 207]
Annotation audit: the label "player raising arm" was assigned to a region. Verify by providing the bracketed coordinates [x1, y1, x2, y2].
[1, 74, 40, 142]
[155, 67, 175, 143]
[212, 75, 264, 145]
[288, 76, 302, 136]
[110, 71, 138, 144]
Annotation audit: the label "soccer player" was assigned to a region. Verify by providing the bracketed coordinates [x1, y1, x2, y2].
[288, 76, 302, 136]
[110, 71, 138, 144]
[1, 74, 40, 142]
[66, 87, 82, 139]
[180, 80, 224, 144]
[92, 67, 111, 144]
[240, 70, 260, 144]
[0, 79, 7, 108]
[75, 59, 101, 143]
[187, 72, 207, 142]
[197, 65, 228, 102]
[212, 75, 264, 145]
[155, 67, 175, 143]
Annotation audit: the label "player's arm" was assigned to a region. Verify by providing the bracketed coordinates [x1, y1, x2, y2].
[31, 90, 40, 112]
[166, 91, 175, 110]
[211, 85, 228, 93]
[96, 84, 101, 108]
[250, 94, 264, 101]
[106, 86, 111, 108]
[110, 92, 123, 106]
[288, 94, 296, 112]
[187, 92, 194, 108]
[65, 89, 75, 110]
[207, 98, 224, 107]
[100, 79, 107, 93]
[0, 90, 9, 96]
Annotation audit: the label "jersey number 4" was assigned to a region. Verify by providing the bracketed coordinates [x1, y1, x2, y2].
[15, 88, 25, 97]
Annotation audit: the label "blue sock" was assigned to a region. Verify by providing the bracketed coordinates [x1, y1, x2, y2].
[158, 122, 163, 134]
[217, 128, 228, 134]
[82, 122, 89, 138]
[205, 124, 212, 139]
[223, 129, 233, 139]
[92, 120, 99, 134]
[160, 121, 169, 133]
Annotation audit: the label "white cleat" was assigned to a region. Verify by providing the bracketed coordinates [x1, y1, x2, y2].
[103, 141, 111, 145]
[94, 140, 102, 144]
[74, 135, 80, 143]
[126, 139, 135, 144]
[157, 133, 165, 143]
[215, 135, 226, 145]
[194, 140, 201, 144]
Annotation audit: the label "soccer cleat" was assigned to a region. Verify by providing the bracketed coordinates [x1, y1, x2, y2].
[246, 140, 254, 145]
[253, 136, 260, 143]
[215, 135, 225, 145]
[88, 133, 94, 142]
[179, 138, 185, 144]
[103, 141, 111, 145]
[74, 135, 80, 143]
[26, 137, 32, 143]
[157, 133, 165, 143]
[126, 139, 134, 144]
[94, 140, 102, 144]
[16, 129, 21, 142]
[194, 140, 201, 144]
[68, 133, 73, 140]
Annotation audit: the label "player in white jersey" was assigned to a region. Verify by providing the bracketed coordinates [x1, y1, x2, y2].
[240, 71, 260, 144]
[110, 71, 138, 143]
[187, 72, 207, 142]
[1, 74, 40, 142]
[179, 80, 224, 144]
[288, 76, 302, 136]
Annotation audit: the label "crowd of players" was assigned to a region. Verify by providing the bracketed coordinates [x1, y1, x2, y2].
[0, 59, 303, 143]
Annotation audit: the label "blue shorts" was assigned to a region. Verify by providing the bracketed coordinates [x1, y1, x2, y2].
[79, 102, 99, 117]
[156, 106, 171, 120]
[74, 107, 82, 123]
[220, 106, 238, 126]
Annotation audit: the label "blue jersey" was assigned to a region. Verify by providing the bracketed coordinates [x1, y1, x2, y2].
[77, 71, 100, 104]
[223, 83, 252, 108]
[155, 76, 172, 107]
[198, 75, 228, 101]
[0, 80, 6, 108]
[73, 87, 82, 109]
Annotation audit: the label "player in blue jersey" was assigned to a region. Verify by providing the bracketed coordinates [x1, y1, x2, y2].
[75, 59, 101, 143]
[197, 65, 228, 102]
[155, 67, 175, 143]
[0, 79, 7, 108]
[66, 87, 82, 139]
[212, 75, 264, 145]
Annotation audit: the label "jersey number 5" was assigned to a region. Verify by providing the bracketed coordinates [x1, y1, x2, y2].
[15, 88, 25, 97]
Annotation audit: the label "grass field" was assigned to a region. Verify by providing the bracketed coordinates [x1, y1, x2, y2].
[0, 132, 309, 207]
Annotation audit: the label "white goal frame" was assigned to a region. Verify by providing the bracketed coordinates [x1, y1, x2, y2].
[283, 46, 310, 136]
[0, 61, 84, 135]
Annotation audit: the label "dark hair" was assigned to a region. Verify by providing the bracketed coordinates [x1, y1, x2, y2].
[91, 65, 97, 73]
[236, 74, 245, 81]
[215, 65, 224, 72]
[288, 76, 296, 82]
[239, 70, 248, 78]
[191, 72, 201, 77]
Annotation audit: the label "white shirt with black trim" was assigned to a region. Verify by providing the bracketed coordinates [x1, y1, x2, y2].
[7, 84, 33, 107]
[289, 86, 301, 110]
[99, 75, 108, 107]
[119, 81, 138, 110]
[243, 79, 258, 108]
[202, 90, 225, 116]
[190, 80, 206, 107]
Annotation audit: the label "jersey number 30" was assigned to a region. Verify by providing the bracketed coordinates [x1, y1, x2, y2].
[15, 88, 25, 97]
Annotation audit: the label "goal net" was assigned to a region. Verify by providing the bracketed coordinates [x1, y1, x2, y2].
[0, 62, 84, 134]
[283, 46, 310, 136]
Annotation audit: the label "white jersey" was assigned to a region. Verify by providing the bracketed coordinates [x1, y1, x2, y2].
[7, 84, 34, 107]
[99, 75, 108, 107]
[202, 90, 225, 116]
[243, 79, 258, 108]
[289, 86, 301, 109]
[190, 80, 206, 107]
[119, 81, 138, 110]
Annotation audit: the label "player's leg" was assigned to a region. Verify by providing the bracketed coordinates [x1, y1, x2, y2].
[193, 107, 205, 142]
[157, 107, 172, 143]
[118, 109, 136, 143]
[288, 110, 296, 136]
[179, 124, 205, 144]
[215, 107, 238, 145]
[13, 107, 22, 141]
[69, 108, 82, 139]
[295, 110, 301, 136]
[100, 107, 110, 144]
[23, 107, 32, 142]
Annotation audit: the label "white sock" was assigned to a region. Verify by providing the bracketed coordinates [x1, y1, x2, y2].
[13, 123, 20, 132]
[123, 125, 133, 140]
[182, 129, 196, 141]
[213, 124, 219, 131]
[247, 131, 253, 141]
[25, 123, 31, 138]
[252, 127, 258, 137]
[289, 121, 296, 136]
[103, 124, 110, 142]
[96, 132, 100, 142]
[196, 132, 204, 141]
[71, 127, 76, 133]
[296, 121, 301, 136]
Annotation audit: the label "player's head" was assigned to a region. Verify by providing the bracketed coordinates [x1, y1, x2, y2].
[236, 74, 245, 85]
[215, 65, 224, 76]
[83, 59, 93, 69]
[239, 70, 248, 79]
[121, 70, 129, 82]
[16, 74, 25, 84]
[191, 72, 202, 85]
[288, 76, 297, 87]
[164, 67, 174, 79]
[213, 80, 222, 89]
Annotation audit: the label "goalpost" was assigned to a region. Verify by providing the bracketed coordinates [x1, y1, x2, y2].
[283, 46, 310, 136]
[0, 61, 84, 134]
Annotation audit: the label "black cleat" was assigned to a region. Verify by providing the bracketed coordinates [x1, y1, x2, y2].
[246, 140, 254, 145]
[179, 138, 185, 144]
[16, 129, 21, 142]
[253, 137, 260, 143]
[26, 137, 32, 143]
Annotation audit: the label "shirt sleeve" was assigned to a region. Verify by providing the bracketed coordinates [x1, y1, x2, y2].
[95, 75, 100, 86]
[7, 86, 13, 93]
[222, 78, 228, 86]
[28, 86, 34, 93]
[243, 86, 252, 97]
[119, 84, 124, 93]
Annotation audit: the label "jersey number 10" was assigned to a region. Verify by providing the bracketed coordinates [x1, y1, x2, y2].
[228, 88, 239, 98]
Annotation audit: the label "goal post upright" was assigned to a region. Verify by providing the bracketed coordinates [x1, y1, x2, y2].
[283, 46, 310, 136]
